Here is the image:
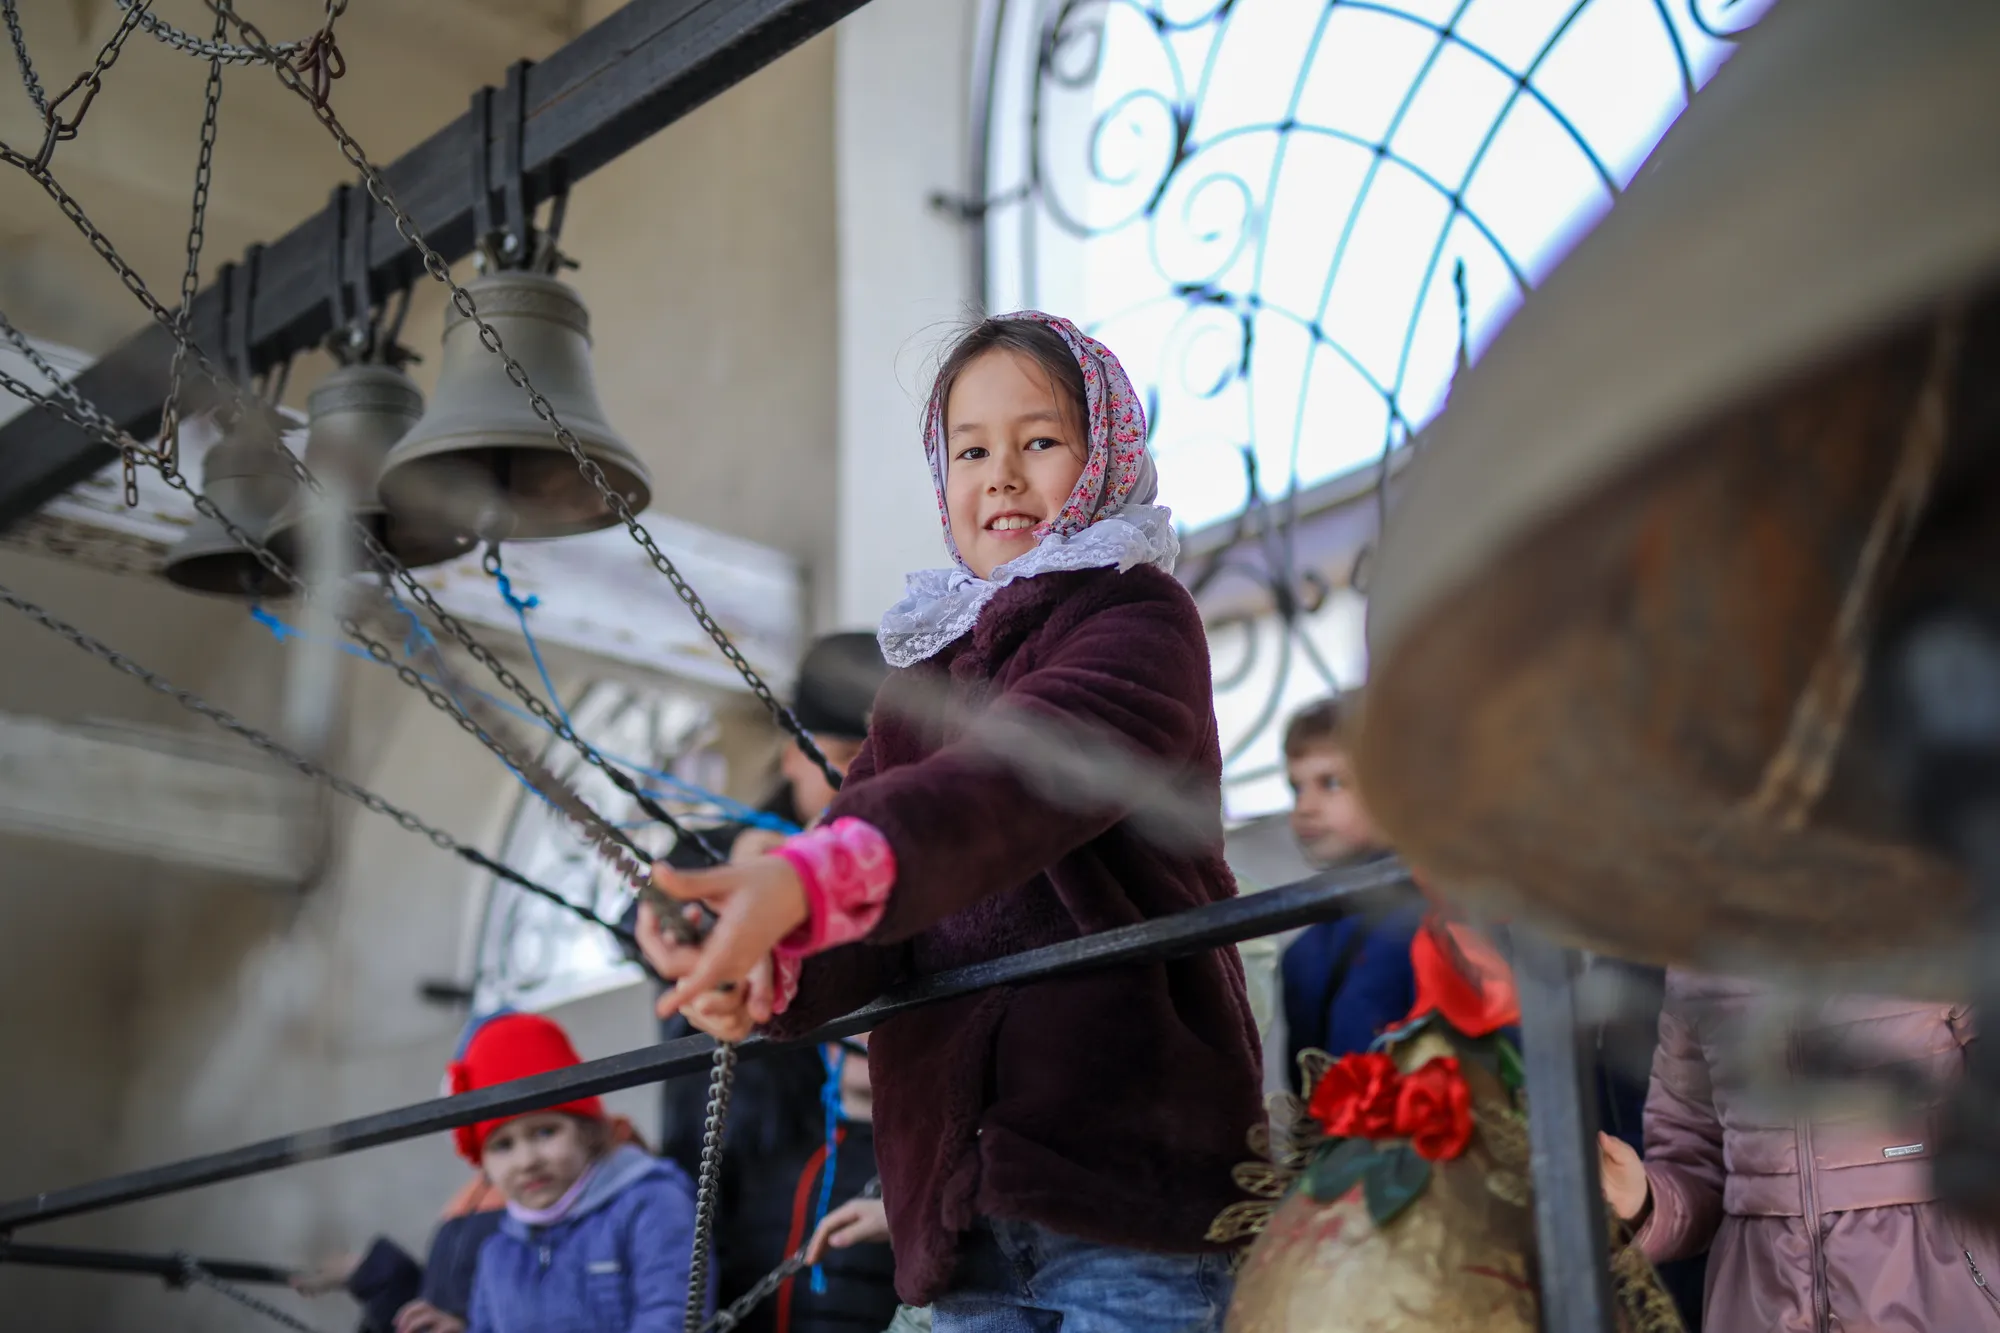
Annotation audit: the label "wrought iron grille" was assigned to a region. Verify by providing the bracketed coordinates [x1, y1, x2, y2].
[975, 0, 1768, 534]
[974, 0, 1766, 816]
[474, 679, 725, 1013]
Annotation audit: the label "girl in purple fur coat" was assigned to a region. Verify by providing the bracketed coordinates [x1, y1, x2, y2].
[637, 314, 1263, 1333]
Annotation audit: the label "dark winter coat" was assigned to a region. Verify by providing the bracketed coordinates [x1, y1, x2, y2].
[720, 1119, 898, 1333]
[347, 1210, 504, 1330]
[768, 564, 1266, 1306]
[1278, 878, 1423, 1073]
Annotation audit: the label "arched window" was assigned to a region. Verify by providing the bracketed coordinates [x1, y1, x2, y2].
[977, 0, 1768, 533]
[975, 0, 1768, 817]
[473, 681, 726, 1013]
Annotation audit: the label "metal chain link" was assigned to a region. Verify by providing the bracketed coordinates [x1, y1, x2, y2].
[0, 144, 721, 870]
[685, 1041, 738, 1333]
[0, 337, 671, 945]
[701, 1248, 808, 1333]
[1, 0, 44, 117]
[0, 44, 757, 852]
[695, 1178, 882, 1333]
[0, 576, 648, 953]
[212, 0, 845, 796]
[175, 1255, 327, 1333]
[0, 309, 153, 503]
[158, 3, 228, 473]
[111, 0, 318, 65]
[34, 1, 150, 171]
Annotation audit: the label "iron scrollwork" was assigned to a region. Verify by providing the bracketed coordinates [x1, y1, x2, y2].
[474, 680, 723, 1012]
[974, 0, 1764, 810]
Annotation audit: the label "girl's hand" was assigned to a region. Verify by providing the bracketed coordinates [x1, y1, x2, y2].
[729, 827, 785, 864]
[1598, 1131, 1651, 1222]
[393, 1300, 467, 1333]
[290, 1254, 359, 1297]
[806, 1197, 891, 1264]
[653, 952, 778, 1042]
[636, 856, 807, 1027]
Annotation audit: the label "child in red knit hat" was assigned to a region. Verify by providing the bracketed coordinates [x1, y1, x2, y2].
[451, 1013, 701, 1333]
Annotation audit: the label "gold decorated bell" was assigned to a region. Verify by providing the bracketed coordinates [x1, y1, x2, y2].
[266, 363, 474, 571]
[161, 411, 301, 599]
[1225, 1029, 1686, 1332]
[1225, 1031, 1540, 1333]
[375, 271, 650, 541]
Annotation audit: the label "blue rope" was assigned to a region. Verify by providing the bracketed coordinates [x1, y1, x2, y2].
[245, 604, 798, 834]
[486, 548, 573, 736]
[809, 1044, 845, 1295]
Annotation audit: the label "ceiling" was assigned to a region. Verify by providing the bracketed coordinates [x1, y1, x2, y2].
[0, 0, 593, 355]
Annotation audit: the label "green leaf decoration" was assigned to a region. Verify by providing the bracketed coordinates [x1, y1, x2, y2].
[1300, 1137, 1377, 1203]
[1442, 1026, 1503, 1078]
[1362, 1144, 1433, 1226]
[1496, 1036, 1526, 1092]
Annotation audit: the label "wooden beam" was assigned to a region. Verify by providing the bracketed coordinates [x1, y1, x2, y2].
[0, 711, 317, 885]
[0, 0, 873, 532]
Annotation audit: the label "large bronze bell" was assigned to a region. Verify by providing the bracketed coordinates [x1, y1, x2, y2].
[265, 362, 474, 571]
[161, 410, 301, 598]
[375, 271, 650, 541]
[1354, 0, 2000, 997]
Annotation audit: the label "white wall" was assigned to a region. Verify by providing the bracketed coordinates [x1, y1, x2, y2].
[833, 0, 983, 630]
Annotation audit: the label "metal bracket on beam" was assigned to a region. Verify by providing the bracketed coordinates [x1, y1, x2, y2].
[0, 0, 876, 532]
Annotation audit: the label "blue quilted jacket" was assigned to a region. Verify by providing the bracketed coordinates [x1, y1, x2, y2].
[467, 1144, 704, 1333]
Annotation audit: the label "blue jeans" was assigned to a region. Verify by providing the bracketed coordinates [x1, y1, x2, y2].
[930, 1219, 1233, 1333]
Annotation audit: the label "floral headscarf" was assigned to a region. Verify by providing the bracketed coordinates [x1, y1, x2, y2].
[879, 312, 1179, 666]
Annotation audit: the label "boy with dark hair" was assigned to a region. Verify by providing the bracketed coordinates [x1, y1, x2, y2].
[1277, 692, 1423, 1076]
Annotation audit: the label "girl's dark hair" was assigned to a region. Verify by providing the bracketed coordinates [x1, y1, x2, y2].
[931, 318, 1089, 438]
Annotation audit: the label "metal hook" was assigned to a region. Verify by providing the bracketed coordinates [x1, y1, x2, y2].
[467, 85, 497, 271]
[498, 60, 531, 267]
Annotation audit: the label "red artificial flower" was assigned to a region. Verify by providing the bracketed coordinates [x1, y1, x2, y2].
[1403, 914, 1520, 1037]
[1307, 1050, 1401, 1140]
[1394, 1056, 1475, 1161]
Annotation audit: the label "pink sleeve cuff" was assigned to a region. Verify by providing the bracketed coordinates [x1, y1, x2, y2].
[764, 818, 896, 1015]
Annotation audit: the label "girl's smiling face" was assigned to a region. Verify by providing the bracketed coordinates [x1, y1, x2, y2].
[943, 348, 1088, 580]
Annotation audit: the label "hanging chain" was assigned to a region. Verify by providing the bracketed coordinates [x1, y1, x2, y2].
[1, 0, 44, 118]
[289, 0, 348, 109]
[33, 1, 150, 171]
[158, 3, 228, 473]
[694, 1177, 880, 1333]
[110, 0, 314, 65]
[701, 1248, 808, 1333]
[0, 336, 676, 944]
[0, 138, 724, 869]
[0, 307, 153, 507]
[175, 1255, 327, 1333]
[685, 1041, 739, 1333]
[210, 0, 844, 795]
[0, 576, 649, 954]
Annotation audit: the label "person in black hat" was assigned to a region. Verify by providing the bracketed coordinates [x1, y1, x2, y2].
[739, 631, 892, 857]
[652, 632, 900, 1333]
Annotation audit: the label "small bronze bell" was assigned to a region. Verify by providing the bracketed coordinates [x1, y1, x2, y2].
[161, 410, 301, 598]
[375, 271, 650, 541]
[266, 362, 474, 571]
